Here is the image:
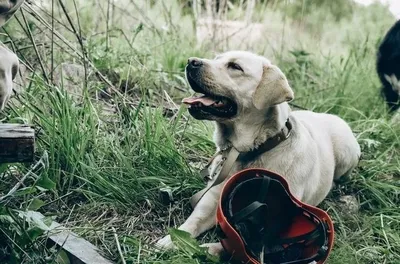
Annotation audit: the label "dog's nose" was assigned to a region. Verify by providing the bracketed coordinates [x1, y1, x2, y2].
[188, 57, 203, 68]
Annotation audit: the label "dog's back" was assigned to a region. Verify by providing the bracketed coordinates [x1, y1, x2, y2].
[291, 110, 361, 180]
[377, 20, 400, 113]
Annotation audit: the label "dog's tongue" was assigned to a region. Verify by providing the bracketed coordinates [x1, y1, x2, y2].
[182, 95, 216, 106]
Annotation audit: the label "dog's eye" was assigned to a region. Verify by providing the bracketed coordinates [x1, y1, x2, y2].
[227, 62, 243, 72]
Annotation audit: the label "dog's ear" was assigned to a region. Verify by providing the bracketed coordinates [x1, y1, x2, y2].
[252, 65, 294, 110]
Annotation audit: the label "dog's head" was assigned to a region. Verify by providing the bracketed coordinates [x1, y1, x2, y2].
[182, 51, 294, 121]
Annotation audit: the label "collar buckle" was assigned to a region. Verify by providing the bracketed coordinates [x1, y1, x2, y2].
[283, 119, 293, 139]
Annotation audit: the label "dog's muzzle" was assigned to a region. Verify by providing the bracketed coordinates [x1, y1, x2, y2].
[182, 58, 238, 120]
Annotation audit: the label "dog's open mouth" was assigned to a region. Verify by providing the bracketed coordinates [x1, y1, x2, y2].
[182, 93, 237, 118]
[182, 78, 237, 119]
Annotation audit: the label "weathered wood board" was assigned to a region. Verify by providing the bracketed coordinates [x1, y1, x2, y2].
[24, 211, 114, 264]
[0, 124, 35, 163]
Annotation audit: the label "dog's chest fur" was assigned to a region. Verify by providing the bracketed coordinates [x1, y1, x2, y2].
[205, 141, 296, 188]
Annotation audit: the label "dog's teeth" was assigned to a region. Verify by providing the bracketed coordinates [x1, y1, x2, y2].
[214, 100, 225, 107]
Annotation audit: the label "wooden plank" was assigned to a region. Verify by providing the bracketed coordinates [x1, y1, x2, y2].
[0, 124, 35, 163]
[24, 211, 115, 264]
[49, 227, 115, 264]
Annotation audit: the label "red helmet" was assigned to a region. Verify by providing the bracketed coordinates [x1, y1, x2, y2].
[216, 168, 334, 264]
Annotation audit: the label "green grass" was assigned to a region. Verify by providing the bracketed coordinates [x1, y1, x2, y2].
[0, 1, 399, 263]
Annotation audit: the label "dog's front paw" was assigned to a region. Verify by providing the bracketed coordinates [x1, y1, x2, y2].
[155, 235, 176, 251]
[200, 242, 224, 257]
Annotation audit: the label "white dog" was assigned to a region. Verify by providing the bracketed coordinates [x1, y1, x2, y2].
[156, 51, 361, 256]
[0, 45, 19, 111]
[0, 0, 24, 111]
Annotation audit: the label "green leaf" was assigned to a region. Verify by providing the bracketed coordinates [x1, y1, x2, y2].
[16, 232, 31, 248]
[37, 175, 56, 190]
[0, 163, 8, 174]
[55, 249, 71, 264]
[28, 198, 45, 210]
[169, 228, 219, 263]
[27, 226, 44, 241]
[14, 187, 37, 197]
[0, 214, 14, 224]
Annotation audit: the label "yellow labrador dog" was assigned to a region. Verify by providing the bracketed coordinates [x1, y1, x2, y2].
[0, 0, 24, 110]
[156, 51, 361, 255]
[0, 45, 19, 110]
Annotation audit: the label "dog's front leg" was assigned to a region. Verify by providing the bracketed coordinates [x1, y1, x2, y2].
[155, 183, 222, 250]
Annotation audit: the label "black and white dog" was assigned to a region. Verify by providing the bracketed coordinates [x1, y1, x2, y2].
[377, 20, 400, 114]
